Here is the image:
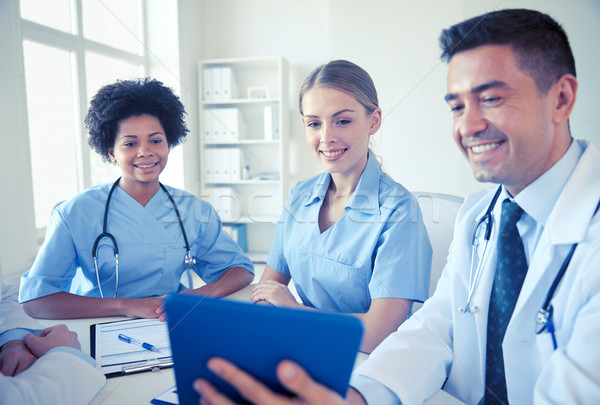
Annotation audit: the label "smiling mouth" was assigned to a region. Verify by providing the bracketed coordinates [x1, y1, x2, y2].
[134, 162, 158, 168]
[469, 142, 503, 154]
[320, 149, 347, 158]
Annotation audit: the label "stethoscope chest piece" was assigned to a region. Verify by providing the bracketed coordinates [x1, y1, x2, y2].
[458, 304, 479, 314]
[184, 252, 197, 267]
[535, 305, 553, 334]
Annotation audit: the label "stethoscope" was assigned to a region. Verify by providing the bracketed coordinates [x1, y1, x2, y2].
[459, 185, 600, 351]
[92, 178, 197, 298]
[458, 186, 502, 315]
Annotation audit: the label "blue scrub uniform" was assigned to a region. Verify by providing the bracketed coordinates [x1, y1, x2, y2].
[19, 184, 253, 301]
[267, 154, 432, 313]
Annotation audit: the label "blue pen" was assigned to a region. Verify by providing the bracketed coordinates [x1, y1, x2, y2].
[118, 333, 159, 352]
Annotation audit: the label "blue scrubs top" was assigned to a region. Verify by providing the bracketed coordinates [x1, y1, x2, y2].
[19, 183, 253, 301]
[267, 154, 432, 313]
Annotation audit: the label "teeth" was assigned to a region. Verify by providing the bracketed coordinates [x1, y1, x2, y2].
[136, 163, 156, 168]
[471, 142, 501, 154]
[322, 150, 344, 157]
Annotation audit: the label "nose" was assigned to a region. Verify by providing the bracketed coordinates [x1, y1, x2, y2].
[320, 123, 336, 144]
[456, 104, 487, 139]
[137, 143, 154, 158]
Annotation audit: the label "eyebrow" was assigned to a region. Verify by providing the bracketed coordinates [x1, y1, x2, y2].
[118, 132, 164, 140]
[303, 109, 356, 119]
[444, 80, 508, 102]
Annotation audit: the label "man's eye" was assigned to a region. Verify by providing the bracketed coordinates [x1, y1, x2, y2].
[449, 105, 464, 114]
[483, 97, 501, 104]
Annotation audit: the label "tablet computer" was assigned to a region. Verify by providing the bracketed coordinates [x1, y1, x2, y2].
[164, 294, 363, 405]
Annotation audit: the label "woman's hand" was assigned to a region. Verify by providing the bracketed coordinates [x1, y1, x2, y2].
[194, 357, 352, 405]
[123, 296, 164, 319]
[251, 280, 300, 308]
[0, 340, 37, 376]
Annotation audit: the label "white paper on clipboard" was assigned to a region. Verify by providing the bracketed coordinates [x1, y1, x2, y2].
[91, 318, 173, 376]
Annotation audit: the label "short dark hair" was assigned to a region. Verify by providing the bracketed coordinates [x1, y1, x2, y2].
[439, 8, 576, 94]
[86, 78, 189, 162]
[299, 60, 379, 115]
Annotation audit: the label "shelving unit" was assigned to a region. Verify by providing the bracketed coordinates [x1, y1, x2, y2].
[198, 56, 288, 263]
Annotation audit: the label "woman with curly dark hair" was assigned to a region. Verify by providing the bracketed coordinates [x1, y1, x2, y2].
[20, 78, 254, 319]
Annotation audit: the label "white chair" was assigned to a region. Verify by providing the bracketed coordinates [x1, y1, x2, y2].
[412, 192, 463, 311]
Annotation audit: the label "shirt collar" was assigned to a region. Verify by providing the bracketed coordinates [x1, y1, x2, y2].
[511, 139, 583, 226]
[303, 153, 381, 215]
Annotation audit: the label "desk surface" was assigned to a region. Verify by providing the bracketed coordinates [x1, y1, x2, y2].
[39, 285, 461, 405]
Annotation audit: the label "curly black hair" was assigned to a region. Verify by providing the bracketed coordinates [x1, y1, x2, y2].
[85, 78, 189, 162]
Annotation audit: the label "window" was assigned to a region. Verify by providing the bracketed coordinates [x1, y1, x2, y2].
[20, 0, 183, 230]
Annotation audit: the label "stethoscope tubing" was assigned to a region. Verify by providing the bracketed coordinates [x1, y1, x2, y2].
[91, 178, 195, 298]
[463, 186, 600, 352]
[460, 186, 502, 314]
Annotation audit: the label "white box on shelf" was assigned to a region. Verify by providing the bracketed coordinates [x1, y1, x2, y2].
[247, 86, 269, 99]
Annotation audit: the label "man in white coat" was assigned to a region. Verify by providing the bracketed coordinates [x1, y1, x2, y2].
[191, 8, 600, 405]
[0, 268, 105, 404]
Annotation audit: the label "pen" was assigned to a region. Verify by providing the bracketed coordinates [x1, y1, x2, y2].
[118, 333, 159, 352]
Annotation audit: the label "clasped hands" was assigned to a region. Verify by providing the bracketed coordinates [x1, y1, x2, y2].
[0, 324, 80, 376]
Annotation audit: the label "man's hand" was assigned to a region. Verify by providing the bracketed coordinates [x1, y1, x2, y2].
[194, 357, 350, 404]
[23, 324, 81, 358]
[0, 340, 37, 376]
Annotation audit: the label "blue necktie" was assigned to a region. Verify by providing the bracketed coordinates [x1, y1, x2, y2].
[483, 199, 527, 404]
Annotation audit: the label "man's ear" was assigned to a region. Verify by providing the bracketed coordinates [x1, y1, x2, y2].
[552, 74, 578, 125]
[369, 108, 382, 135]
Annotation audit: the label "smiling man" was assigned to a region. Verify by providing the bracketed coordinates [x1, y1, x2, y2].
[191, 9, 600, 405]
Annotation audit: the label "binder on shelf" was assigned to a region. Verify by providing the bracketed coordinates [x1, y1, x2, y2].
[203, 149, 214, 182]
[222, 224, 248, 252]
[203, 109, 214, 142]
[202, 68, 213, 101]
[263, 105, 279, 140]
[229, 148, 241, 180]
[212, 67, 222, 100]
[206, 108, 246, 143]
[220, 67, 238, 100]
[203, 187, 241, 222]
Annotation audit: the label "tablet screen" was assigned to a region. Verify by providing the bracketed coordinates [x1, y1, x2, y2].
[165, 294, 363, 404]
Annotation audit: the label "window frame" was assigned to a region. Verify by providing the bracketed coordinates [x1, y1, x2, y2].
[20, 0, 148, 235]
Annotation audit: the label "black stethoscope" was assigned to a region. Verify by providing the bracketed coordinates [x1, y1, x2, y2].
[92, 178, 197, 298]
[459, 185, 600, 351]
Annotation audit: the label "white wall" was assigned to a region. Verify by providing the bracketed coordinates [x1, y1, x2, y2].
[180, 0, 600, 196]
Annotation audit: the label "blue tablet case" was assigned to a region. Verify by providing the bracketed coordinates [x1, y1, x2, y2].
[164, 294, 364, 405]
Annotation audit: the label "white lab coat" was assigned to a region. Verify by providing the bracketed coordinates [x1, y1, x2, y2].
[1, 279, 106, 404]
[355, 140, 600, 404]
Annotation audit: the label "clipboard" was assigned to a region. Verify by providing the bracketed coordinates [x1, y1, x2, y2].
[164, 294, 364, 405]
[90, 318, 173, 377]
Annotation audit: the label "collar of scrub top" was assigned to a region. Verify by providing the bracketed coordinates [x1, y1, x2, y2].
[303, 152, 381, 214]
